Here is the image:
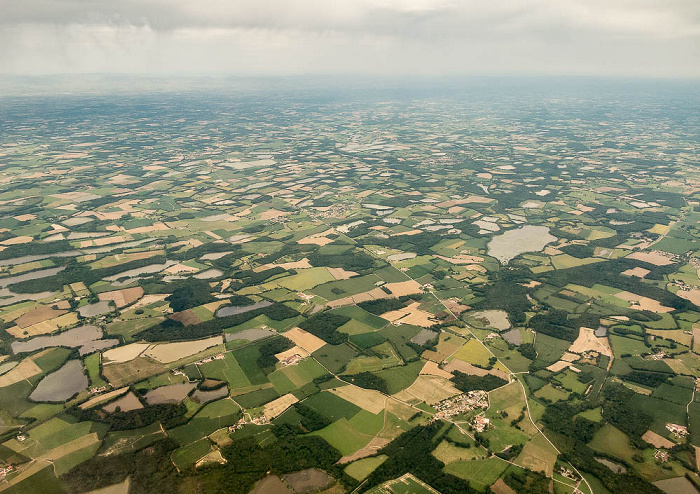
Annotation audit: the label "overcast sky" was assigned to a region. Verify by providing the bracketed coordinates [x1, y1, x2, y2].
[1, 0, 699, 78]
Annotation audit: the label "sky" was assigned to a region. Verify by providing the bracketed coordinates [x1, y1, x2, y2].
[0, 0, 699, 78]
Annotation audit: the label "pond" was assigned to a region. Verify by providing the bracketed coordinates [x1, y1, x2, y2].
[0, 267, 66, 287]
[225, 328, 276, 342]
[194, 269, 223, 279]
[595, 457, 627, 474]
[144, 383, 196, 404]
[30, 360, 88, 402]
[487, 225, 557, 264]
[12, 325, 113, 355]
[502, 328, 522, 345]
[191, 386, 229, 404]
[283, 469, 334, 494]
[79, 301, 113, 318]
[653, 476, 699, 494]
[217, 300, 272, 318]
[0, 287, 56, 308]
[250, 475, 294, 494]
[411, 329, 438, 346]
[470, 310, 511, 331]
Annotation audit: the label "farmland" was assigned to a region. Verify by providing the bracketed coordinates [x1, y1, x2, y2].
[0, 80, 699, 494]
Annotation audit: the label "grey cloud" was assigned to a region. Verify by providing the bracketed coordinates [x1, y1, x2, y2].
[0, 0, 698, 76]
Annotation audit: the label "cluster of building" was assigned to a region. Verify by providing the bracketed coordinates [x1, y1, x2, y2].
[654, 450, 669, 463]
[228, 415, 268, 432]
[0, 465, 15, 478]
[472, 415, 490, 433]
[195, 353, 226, 365]
[557, 465, 579, 482]
[666, 423, 688, 437]
[90, 385, 108, 394]
[432, 391, 489, 422]
[279, 353, 303, 367]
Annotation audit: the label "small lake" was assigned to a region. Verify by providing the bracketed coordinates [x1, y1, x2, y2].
[283, 469, 334, 494]
[79, 301, 113, 318]
[470, 310, 511, 331]
[12, 325, 111, 354]
[103, 261, 175, 282]
[595, 457, 627, 474]
[411, 329, 438, 346]
[0, 287, 57, 308]
[225, 328, 276, 342]
[217, 300, 272, 318]
[653, 476, 699, 494]
[30, 360, 88, 402]
[502, 329, 522, 345]
[144, 383, 196, 404]
[487, 225, 556, 264]
[0, 267, 66, 288]
[194, 269, 223, 279]
[192, 386, 229, 404]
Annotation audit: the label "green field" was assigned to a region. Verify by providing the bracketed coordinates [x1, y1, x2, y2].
[345, 455, 388, 481]
[302, 391, 361, 421]
[172, 438, 212, 470]
[312, 343, 358, 374]
[331, 306, 389, 329]
[373, 360, 424, 394]
[199, 352, 251, 389]
[444, 457, 509, 491]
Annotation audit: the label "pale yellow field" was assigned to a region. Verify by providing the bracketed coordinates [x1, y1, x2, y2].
[15, 305, 67, 328]
[491, 479, 517, 494]
[0, 303, 38, 323]
[255, 258, 313, 272]
[678, 288, 700, 307]
[163, 263, 199, 275]
[144, 336, 223, 363]
[647, 329, 692, 347]
[8, 312, 79, 338]
[331, 385, 386, 414]
[283, 327, 326, 353]
[394, 375, 461, 405]
[513, 433, 558, 477]
[419, 360, 453, 379]
[275, 345, 309, 361]
[382, 302, 435, 327]
[615, 291, 673, 313]
[384, 280, 423, 296]
[103, 343, 150, 363]
[84, 477, 131, 494]
[621, 267, 650, 278]
[79, 387, 129, 410]
[642, 430, 674, 449]
[98, 287, 144, 308]
[435, 254, 484, 265]
[443, 359, 489, 376]
[263, 393, 299, 421]
[326, 287, 391, 309]
[130, 294, 168, 311]
[0, 356, 42, 387]
[568, 327, 613, 357]
[196, 449, 225, 468]
[298, 235, 334, 246]
[627, 251, 674, 266]
[327, 267, 359, 280]
[38, 433, 100, 462]
[546, 361, 578, 373]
